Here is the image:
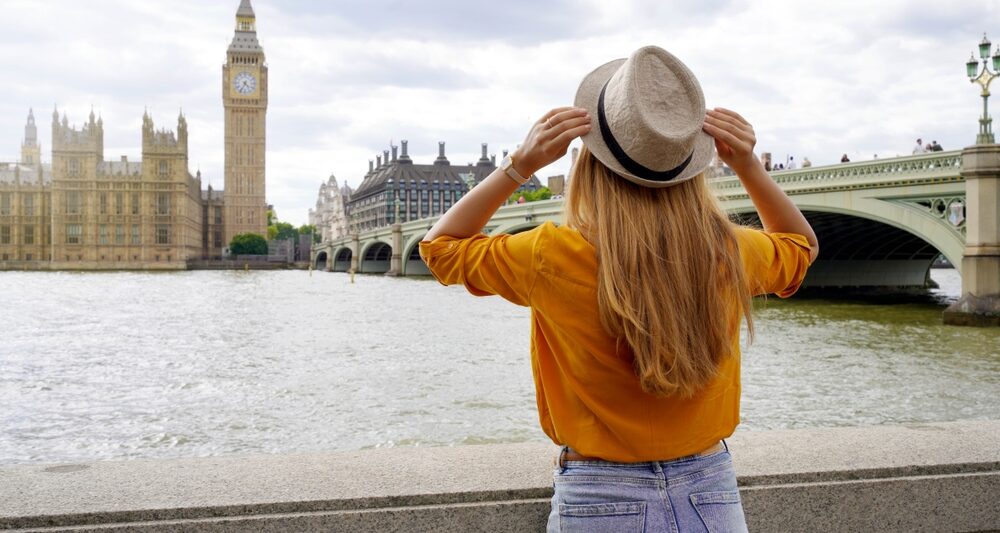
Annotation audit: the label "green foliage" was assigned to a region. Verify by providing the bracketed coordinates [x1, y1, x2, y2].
[509, 187, 553, 204]
[298, 224, 320, 243]
[266, 209, 276, 226]
[271, 221, 298, 241]
[229, 233, 268, 256]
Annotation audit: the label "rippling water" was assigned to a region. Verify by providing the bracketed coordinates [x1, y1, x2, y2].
[1, 269, 997, 465]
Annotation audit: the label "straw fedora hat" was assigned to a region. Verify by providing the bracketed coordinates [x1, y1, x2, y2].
[574, 45, 714, 188]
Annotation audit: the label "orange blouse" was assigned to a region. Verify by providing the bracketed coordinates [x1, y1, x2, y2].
[419, 222, 811, 462]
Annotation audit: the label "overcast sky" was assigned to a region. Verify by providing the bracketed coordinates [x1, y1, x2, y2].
[1, 0, 996, 225]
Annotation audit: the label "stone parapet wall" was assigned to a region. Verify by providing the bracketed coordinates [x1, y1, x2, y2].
[1, 421, 998, 532]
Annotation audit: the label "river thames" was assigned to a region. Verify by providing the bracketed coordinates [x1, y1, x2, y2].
[1, 268, 998, 465]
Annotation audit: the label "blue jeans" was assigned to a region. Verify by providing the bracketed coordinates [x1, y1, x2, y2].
[547, 442, 748, 532]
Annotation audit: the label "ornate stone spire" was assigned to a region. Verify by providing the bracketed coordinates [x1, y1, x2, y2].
[237, 0, 255, 17]
[24, 109, 37, 144]
[230, 0, 262, 53]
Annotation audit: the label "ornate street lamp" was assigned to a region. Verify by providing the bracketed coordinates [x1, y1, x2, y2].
[966, 33, 1000, 144]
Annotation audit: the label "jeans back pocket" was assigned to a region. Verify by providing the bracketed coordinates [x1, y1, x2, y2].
[559, 500, 646, 532]
[689, 490, 748, 533]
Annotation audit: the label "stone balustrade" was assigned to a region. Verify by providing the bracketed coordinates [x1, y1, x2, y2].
[711, 150, 964, 199]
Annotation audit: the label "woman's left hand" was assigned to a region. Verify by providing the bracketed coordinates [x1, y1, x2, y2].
[511, 107, 591, 177]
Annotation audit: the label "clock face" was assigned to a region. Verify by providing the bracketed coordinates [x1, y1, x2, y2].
[233, 71, 257, 95]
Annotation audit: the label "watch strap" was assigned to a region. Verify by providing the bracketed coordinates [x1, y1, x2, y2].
[503, 156, 529, 185]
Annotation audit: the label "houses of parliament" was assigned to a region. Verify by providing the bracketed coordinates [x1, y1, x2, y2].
[0, 0, 268, 270]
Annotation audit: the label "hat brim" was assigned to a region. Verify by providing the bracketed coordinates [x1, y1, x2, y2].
[574, 58, 716, 188]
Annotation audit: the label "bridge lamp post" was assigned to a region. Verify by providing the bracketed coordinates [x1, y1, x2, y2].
[966, 33, 1000, 144]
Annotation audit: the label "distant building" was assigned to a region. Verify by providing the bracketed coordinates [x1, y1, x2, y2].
[341, 141, 492, 232]
[0, 0, 270, 269]
[0, 109, 205, 268]
[314, 141, 541, 237]
[547, 175, 565, 196]
[309, 175, 351, 242]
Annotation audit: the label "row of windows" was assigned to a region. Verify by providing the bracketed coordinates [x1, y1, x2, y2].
[0, 253, 42, 261]
[0, 193, 39, 215]
[202, 206, 223, 225]
[234, 208, 258, 226]
[388, 189, 457, 202]
[0, 225, 40, 245]
[62, 191, 172, 216]
[202, 230, 224, 249]
[234, 117, 259, 138]
[62, 224, 169, 245]
[386, 180, 467, 190]
[350, 195, 457, 231]
[0, 253, 174, 262]
[61, 159, 173, 178]
[234, 173, 261, 195]
[231, 54, 258, 64]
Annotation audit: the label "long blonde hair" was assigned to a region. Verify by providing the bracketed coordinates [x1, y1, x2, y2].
[566, 146, 753, 397]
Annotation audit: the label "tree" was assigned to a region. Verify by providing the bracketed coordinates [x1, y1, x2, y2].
[229, 233, 268, 256]
[271, 222, 297, 241]
[298, 224, 320, 243]
[509, 187, 553, 204]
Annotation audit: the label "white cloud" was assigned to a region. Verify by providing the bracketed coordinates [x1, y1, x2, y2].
[0, 0, 995, 225]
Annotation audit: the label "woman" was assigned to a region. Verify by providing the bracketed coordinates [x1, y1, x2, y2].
[420, 46, 817, 532]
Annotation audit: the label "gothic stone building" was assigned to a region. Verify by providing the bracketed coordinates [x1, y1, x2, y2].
[309, 176, 352, 243]
[0, 0, 268, 270]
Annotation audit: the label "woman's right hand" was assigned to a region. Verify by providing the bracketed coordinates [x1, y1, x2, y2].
[511, 107, 591, 178]
[703, 108, 759, 175]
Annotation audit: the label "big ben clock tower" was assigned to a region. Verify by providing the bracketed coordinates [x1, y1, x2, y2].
[223, 0, 267, 244]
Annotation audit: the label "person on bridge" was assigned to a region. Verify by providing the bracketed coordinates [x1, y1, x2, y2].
[420, 45, 818, 533]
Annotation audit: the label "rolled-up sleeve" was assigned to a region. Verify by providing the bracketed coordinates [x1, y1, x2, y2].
[418, 226, 543, 307]
[736, 227, 812, 298]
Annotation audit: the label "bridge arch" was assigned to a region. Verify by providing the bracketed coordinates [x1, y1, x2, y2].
[314, 251, 328, 270]
[731, 198, 964, 288]
[332, 246, 352, 272]
[401, 233, 430, 276]
[359, 240, 392, 274]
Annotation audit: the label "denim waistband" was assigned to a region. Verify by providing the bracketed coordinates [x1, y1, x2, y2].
[559, 440, 730, 472]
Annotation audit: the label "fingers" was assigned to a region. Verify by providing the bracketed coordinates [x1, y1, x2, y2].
[709, 107, 749, 126]
[549, 107, 588, 126]
[550, 122, 592, 146]
[518, 106, 590, 175]
[537, 106, 578, 124]
[702, 120, 745, 150]
[705, 110, 752, 134]
[704, 112, 754, 148]
[541, 114, 590, 139]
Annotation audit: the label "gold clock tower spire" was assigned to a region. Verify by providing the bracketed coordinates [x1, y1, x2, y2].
[223, 0, 268, 244]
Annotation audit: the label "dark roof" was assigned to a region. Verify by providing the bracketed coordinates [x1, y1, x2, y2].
[351, 159, 495, 200]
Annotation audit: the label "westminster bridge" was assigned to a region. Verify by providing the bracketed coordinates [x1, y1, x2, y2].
[313, 146, 1000, 324]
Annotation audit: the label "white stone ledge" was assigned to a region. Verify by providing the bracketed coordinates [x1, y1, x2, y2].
[1, 421, 998, 532]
